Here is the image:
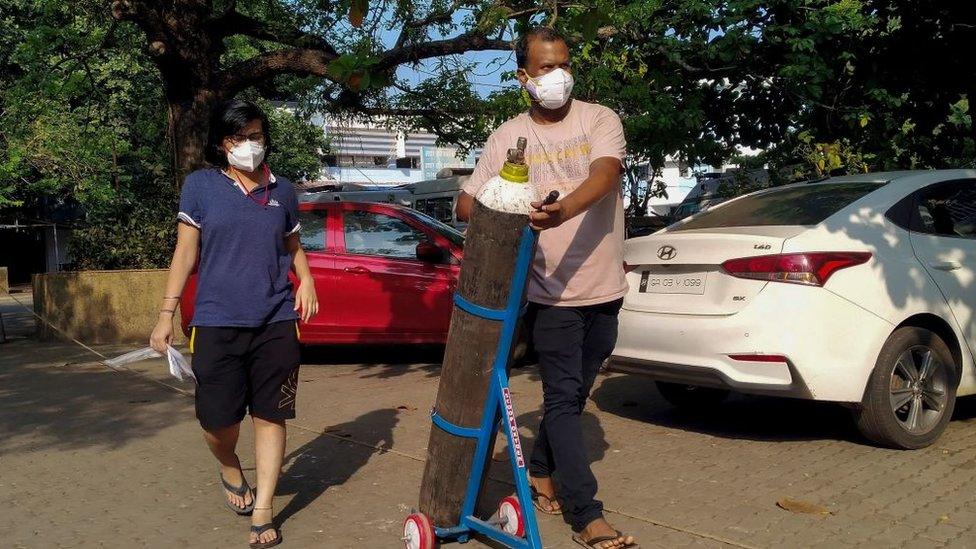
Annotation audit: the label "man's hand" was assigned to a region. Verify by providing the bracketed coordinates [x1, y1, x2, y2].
[527, 157, 621, 230]
[456, 191, 474, 222]
[529, 200, 567, 230]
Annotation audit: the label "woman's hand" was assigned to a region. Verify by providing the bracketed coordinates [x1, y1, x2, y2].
[150, 315, 174, 354]
[294, 279, 318, 323]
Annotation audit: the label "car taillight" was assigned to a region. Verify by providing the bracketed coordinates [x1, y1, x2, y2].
[721, 252, 872, 286]
[623, 262, 639, 273]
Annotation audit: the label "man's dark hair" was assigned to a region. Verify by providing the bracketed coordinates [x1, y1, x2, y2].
[205, 99, 272, 168]
[516, 26, 567, 68]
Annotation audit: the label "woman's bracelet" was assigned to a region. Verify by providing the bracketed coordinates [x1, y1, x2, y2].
[159, 309, 176, 315]
[162, 296, 180, 300]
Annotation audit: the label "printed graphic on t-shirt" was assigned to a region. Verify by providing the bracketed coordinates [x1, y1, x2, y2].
[525, 135, 592, 184]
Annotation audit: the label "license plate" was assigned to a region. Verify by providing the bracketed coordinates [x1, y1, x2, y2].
[639, 271, 707, 295]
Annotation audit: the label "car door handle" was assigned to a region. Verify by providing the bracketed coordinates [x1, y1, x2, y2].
[343, 266, 370, 274]
[929, 261, 962, 271]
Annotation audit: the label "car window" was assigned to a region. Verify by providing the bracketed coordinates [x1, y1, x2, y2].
[671, 182, 884, 231]
[404, 209, 465, 248]
[917, 180, 976, 239]
[343, 210, 428, 259]
[298, 210, 327, 251]
[414, 196, 456, 224]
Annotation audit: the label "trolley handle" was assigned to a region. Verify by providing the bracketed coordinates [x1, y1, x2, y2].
[540, 190, 559, 207]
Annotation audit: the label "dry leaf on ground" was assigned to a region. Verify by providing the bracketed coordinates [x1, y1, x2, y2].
[776, 497, 833, 517]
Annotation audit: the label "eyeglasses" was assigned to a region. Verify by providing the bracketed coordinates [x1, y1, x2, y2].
[227, 132, 265, 146]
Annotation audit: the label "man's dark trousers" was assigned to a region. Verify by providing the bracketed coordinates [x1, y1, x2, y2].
[527, 297, 623, 531]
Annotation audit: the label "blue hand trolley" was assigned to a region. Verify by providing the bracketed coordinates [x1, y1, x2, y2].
[403, 225, 543, 549]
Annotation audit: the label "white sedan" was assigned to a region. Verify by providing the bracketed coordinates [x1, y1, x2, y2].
[610, 170, 975, 449]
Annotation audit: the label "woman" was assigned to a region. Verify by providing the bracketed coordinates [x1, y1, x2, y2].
[150, 99, 317, 548]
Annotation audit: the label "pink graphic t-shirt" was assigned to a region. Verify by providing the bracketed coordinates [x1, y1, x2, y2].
[463, 100, 628, 306]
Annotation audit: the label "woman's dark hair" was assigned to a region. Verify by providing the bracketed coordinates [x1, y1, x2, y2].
[205, 99, 272, 168]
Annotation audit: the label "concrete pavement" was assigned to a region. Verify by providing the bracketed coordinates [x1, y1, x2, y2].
[4, 300, 976, 547]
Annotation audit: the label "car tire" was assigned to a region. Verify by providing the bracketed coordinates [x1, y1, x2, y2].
[854, 327, 958, 450]
[656, 382, 729, 408]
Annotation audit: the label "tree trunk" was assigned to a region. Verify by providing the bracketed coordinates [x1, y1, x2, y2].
[167, 89, 219, 184]
[419, 199, 531, 526]
[637, 180, 652, 217]
[111, 1, 221, 185]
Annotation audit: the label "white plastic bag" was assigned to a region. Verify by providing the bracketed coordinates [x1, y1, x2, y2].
[103, 347, 161, 369]
[166, 346, 196, 383]
[103, 345, 196, 383]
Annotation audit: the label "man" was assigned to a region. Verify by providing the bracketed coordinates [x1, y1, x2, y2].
[456, 26, 637, 549]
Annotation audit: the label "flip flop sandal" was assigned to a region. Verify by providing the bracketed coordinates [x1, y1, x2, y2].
[530, 486, 563, 516]
[220, 459, 256, 515]
[572, 530, 640, 549]
[249, 522, 282, 548]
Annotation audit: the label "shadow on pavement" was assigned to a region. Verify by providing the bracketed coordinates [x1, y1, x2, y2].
[300, 344, 443, 379]
[0, 310, 35, 340]
[0, 340, 190, 456]
[481, 406, 607, 528]
[590, 373, 863, 444]
[275, 408, 400, 526]
[949, 395, 976, 422]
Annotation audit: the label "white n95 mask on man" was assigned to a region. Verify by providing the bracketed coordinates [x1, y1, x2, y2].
[227, 140, 266, 172]
[524, 68, 575, 110]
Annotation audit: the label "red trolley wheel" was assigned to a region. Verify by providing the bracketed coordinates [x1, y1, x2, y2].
[403, 512, 435, 549]
[498, 496, 525, 538]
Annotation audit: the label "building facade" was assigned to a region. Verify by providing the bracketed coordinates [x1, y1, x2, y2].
[312, 116, 476, 187]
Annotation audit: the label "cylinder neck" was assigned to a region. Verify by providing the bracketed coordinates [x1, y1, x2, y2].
[499, 161, 529, 183]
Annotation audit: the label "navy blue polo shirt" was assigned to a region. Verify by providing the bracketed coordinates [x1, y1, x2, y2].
[178, 167, 301, 327]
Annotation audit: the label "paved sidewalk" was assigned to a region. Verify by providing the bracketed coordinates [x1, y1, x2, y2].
[0, 292, 35, 341]
[4, 330, 976, 547]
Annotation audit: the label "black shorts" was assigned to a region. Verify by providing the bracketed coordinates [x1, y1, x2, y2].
[190, 320, 301, 430]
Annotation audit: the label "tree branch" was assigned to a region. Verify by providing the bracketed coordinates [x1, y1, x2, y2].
[213, 11, 338, 56]
[394, 0, 469, 51]
[377, 32, 512, 70]
[220, 24, 512, 97]
[218, 48, 340, 95]
[355, 107, 454, 118]
[111, 0, 176, 58]
[407, 0, 469, 28]
[217, 0, 238, 19]
[394, 1, 570, 51]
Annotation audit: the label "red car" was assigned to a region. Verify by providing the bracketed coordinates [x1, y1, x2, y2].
[180, 201, 464, 344]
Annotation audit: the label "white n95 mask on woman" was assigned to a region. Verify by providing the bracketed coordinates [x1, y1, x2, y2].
[227, 140, 266, 172]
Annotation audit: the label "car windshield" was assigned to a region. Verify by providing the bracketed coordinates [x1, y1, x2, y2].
[406, 209, 465, 247]
[671, 182, 885, 231]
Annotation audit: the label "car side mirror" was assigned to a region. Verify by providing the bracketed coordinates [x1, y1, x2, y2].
[416, 240, 447, 264]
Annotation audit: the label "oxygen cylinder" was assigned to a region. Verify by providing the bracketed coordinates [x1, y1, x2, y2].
[419, 138, 540, 525]
[474, 139, 538, 213]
